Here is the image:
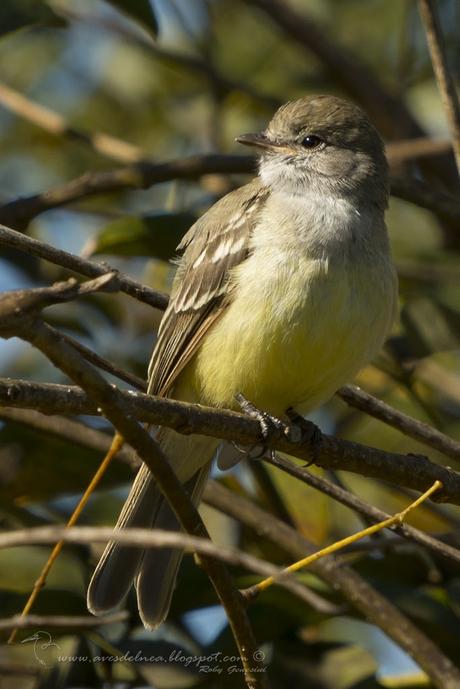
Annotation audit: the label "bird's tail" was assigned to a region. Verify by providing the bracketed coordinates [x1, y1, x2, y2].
[87, 428, 217, 628]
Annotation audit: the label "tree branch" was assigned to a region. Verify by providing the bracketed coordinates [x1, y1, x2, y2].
[0, 612, 128, 631]
[205, 482, 460, 689]
[0, 407, 134, 465]
[3, 398, 458, 568]
[0, 526, 339, 615]
[1, 155, 458, 231]
[1, 376, 460, 506]
[418, 0, 460, 178]
[0, 81, 144, 164]
[264, 453, 460, 564]
[0, 156, 255, 230]
[0, 224, 168, 310]
[0, 307, 266, 688]
[338, 384, 460, 463]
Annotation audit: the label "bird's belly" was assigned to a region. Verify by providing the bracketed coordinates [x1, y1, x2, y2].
[189, 255, 395, 416]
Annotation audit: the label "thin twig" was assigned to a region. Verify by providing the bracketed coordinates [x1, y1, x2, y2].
[0, 611, 129, 631]
[242, 480, 442, 600]
[0, 525, 338, 615]
[57, 330, 147, 391]
[0, 156, 255, 230]
[0, 224, 168, 310]
[0, 81, 144, 164]
[264, 453, 460, 565]
[418, 0, 460, 178]
[338, 384, 460, 462]
[0, 407, 134, 465]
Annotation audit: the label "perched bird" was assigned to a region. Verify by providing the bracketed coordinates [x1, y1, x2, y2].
[87, 94, 398, 628]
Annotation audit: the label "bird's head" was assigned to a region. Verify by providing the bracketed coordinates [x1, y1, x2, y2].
[237, 94, 388, 207]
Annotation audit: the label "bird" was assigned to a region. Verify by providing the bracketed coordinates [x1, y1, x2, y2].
[87, 94, 398, 629]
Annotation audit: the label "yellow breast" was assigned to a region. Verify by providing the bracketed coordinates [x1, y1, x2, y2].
[188, 248, 397, 416]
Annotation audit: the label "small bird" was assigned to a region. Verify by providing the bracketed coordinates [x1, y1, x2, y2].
[87, 95, 398, 628]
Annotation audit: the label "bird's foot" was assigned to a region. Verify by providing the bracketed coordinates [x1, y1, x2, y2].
[233, 393, 293, 460]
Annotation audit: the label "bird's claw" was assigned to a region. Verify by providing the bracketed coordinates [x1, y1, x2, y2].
[234, 393, 292, 459]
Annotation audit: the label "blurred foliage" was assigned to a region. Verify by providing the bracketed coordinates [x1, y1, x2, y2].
[0, 0, 460, 688]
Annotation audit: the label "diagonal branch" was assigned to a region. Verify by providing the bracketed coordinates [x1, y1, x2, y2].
[264, 453, 460, 564]
[338, 384, 460, 463]
[1, 314, 266, 688]
[0, 224, 168, 310]
[205, 482, 460, 689]
[418, 0, 460, 178]
[0, 81, 144, 164]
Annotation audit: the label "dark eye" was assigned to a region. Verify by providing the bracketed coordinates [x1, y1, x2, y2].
[301, 135, 323, 149]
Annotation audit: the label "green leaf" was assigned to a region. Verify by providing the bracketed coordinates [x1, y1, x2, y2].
[103, 0, 159, 38]
[89, 212, 196, 260]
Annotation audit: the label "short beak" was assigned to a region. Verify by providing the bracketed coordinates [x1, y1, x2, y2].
[236, 132, 292, 154]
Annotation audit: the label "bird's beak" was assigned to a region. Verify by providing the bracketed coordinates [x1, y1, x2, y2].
[236, 132, 292, 154]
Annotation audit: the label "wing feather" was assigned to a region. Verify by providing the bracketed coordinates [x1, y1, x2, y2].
[147, 179, 268, 397]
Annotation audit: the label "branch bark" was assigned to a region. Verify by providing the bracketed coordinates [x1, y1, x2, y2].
[1, 376, 460, 506]
[0, 224, 168, 310]
[418, 0, 460, 178]
[1, 157, 458, 232]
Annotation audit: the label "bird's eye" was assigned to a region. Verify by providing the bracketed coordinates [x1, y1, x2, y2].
[301, 135, 323, 149]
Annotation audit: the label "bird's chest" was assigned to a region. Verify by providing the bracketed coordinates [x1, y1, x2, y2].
[193, 197, 395, 414]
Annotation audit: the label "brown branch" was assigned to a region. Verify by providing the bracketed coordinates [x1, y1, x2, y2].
[205, 482, 460, 689]
[1, 155, 459, 232]
[264, 453, 460, 565]
[386, 137, 452, 165]
[0, 81, 144, 164]
[0, 224, 168, 310]
[57, 330, 147, 392]
[0, 313, 266, 688]
[0, 273, 119, 325]
[0, 155, 255, 230]
[338, 384, 460, 463]
[0, 526, 337, 615]
[0, 407, 134, 466]
[0, 611, 128, 631]
[2, 391, 459, 568]
[1, 376, 460, 506]
[418, 0, 460, 178]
